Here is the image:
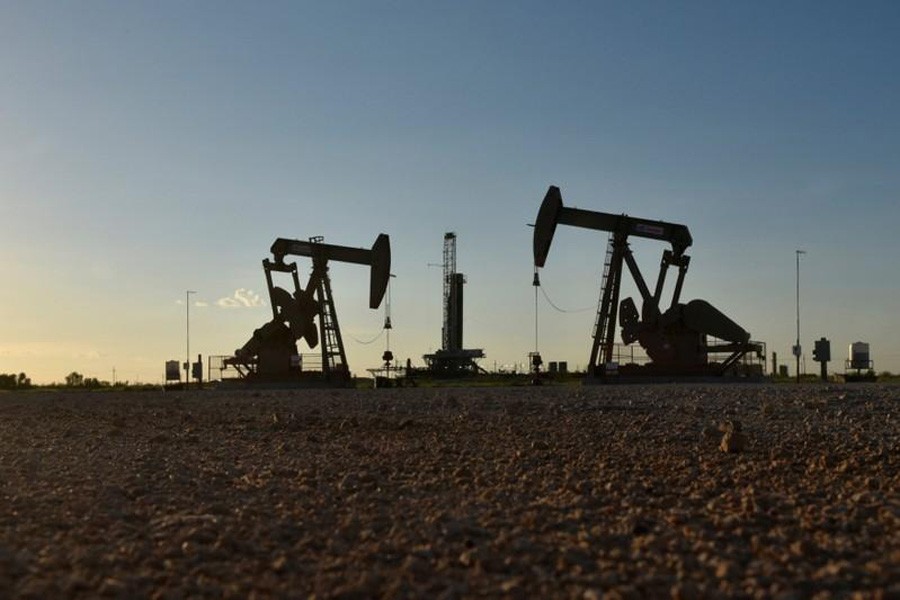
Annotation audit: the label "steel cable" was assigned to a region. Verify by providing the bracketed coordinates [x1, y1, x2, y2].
[539, 285, 594, 313]
[349, 328, 386, 345]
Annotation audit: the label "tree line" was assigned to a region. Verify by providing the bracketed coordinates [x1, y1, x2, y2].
[0, 372, 105, 390]
[0, 373, 32, 390]
[63, 372, 106, 388]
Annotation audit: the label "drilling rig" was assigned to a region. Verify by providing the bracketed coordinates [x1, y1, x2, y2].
[422, 232, 485, 375]
[224, 234, 390, 387]
[533, 186, 763, 381]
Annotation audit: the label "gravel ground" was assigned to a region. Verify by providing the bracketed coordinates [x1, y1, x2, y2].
[1, 383, 898, 599]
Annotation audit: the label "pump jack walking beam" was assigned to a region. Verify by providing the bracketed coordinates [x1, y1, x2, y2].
[270, 234, 391, 309]
[534, 186, 693, 264]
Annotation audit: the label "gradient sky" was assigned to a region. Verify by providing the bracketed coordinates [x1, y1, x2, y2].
[2, 1, 898, 383]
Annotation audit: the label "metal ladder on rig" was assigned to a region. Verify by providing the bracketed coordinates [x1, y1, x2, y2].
[590, 233, 620, 369]
[316, 268, 349, 379]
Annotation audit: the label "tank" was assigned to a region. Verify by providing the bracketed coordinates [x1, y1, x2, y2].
[849, 341, 870, 370]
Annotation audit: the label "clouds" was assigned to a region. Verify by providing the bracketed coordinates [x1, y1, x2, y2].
[215, 288, 266, 309]
[174, 289, 265, 309]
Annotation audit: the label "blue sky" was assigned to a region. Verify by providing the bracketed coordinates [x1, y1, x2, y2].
[1, 1, 898, 383]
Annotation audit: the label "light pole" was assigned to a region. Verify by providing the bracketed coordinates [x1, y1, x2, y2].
[795, 250, 805, 383]
[186, 290, 195, 388]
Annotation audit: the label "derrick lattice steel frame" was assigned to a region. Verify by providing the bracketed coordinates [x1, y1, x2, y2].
[441, 232, 457, 352]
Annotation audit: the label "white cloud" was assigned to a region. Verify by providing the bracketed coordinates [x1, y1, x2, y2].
[216, 288, 266, 309]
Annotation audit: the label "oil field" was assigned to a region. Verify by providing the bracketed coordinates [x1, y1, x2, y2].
[2, 189, 897, 598]
[2, 190, 898, 598]
[3, 3, 900, 599]
[188, 184, 770, 390]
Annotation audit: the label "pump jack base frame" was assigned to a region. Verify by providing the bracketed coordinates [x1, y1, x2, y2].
[583, 343, 767, 385]
[584, 370, 769, 385]
[220, 353, 355, 389]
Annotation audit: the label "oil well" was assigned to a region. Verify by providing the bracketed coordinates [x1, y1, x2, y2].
[533, 185, 764, 382]
[422, 232, 486, 375]
[220, 234, 390, 387]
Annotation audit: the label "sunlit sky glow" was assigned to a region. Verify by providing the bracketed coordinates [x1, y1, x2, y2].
[1, 1, 898, 383]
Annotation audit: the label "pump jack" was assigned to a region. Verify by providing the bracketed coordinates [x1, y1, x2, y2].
[226, 234, 390, 386]
[533, 186, 762, 380]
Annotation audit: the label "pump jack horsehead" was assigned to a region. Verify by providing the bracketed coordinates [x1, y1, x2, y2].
[533, 185, 763, 380]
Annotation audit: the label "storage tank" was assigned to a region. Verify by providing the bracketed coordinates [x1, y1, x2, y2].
[849, 342, 870, 370]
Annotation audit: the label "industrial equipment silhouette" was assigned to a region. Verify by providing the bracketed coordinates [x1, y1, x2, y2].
[533, 185, 762, 380]
[225, 234, 390, 386]
[422, 232, 485, 375]
[844, 341, 876, 382]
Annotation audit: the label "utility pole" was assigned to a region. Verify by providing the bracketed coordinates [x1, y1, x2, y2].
[795, 250, 805, 383]
[186, 290, 195, 389]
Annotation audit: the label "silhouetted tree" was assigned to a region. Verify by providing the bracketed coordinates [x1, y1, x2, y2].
[65, 372, 84, 387]
[0, 373, 30, 389]
[83, 377, 102, 389]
